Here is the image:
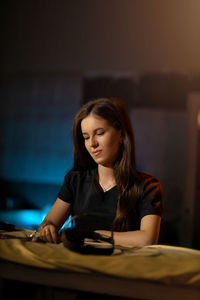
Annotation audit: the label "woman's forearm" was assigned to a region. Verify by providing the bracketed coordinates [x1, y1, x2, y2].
[38, 199, 71, 231]
[96, 229, 158, 247]
[101, 215, 161, 247]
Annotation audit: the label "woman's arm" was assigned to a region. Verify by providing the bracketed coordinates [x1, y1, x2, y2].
[38, 198, 71, 243]
[97, 214, 161, 247]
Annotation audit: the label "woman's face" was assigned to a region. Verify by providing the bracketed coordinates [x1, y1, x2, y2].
[81, 113, 122, 167]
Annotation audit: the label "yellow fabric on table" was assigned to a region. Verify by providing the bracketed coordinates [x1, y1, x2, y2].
[0, 232, 200, 288]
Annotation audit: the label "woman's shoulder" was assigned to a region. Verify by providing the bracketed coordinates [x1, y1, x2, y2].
[64, 168, 96, 184]
[135, 171, 163, 217]
[137, 170, 160, 182]
[136, 171, 162, 190]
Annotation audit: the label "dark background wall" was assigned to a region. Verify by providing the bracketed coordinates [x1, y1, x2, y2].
[1, 0, 200, 246]
[2, 0, 200, 74]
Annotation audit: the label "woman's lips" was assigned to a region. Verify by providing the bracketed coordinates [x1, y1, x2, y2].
[92, 150, 102, 156]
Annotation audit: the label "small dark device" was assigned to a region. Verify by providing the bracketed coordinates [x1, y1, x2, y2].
[61, 213, 114, 255]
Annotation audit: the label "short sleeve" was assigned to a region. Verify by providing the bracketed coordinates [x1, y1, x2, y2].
[57, 172, 74, 204]
[138, 175, 163, 220]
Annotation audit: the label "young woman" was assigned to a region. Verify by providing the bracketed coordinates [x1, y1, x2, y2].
[38, 98, 162, 246]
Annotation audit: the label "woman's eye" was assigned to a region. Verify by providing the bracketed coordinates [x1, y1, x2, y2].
[97, 131, 104, 136]
[83, 136, 89, 140]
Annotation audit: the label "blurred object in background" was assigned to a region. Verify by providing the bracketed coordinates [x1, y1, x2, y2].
[181, 93, 200, 249]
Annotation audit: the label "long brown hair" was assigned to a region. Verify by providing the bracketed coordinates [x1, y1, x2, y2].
[72, 98, 141, 231]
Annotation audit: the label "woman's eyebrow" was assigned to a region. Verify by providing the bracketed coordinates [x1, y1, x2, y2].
[82, 127, 104, 135]
[95, 127, 104, 132]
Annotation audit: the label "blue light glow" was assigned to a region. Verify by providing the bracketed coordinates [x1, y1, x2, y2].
[0, 210, 43, 230]
[0, 208, 72, 230]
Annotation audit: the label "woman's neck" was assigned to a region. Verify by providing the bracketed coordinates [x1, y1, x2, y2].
[98, 165, 116, 186]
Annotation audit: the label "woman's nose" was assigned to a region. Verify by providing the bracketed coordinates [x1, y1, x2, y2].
[90, 136, 98, 148]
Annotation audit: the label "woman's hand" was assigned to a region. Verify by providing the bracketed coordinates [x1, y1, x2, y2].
[39, 223, 60, 243]
[38, 198, 71, 243]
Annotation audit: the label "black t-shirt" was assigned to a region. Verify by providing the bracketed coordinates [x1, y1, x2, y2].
[58, 168, 162, 231]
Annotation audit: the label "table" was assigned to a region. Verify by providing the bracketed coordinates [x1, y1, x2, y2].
[0, 230, 200, 300]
